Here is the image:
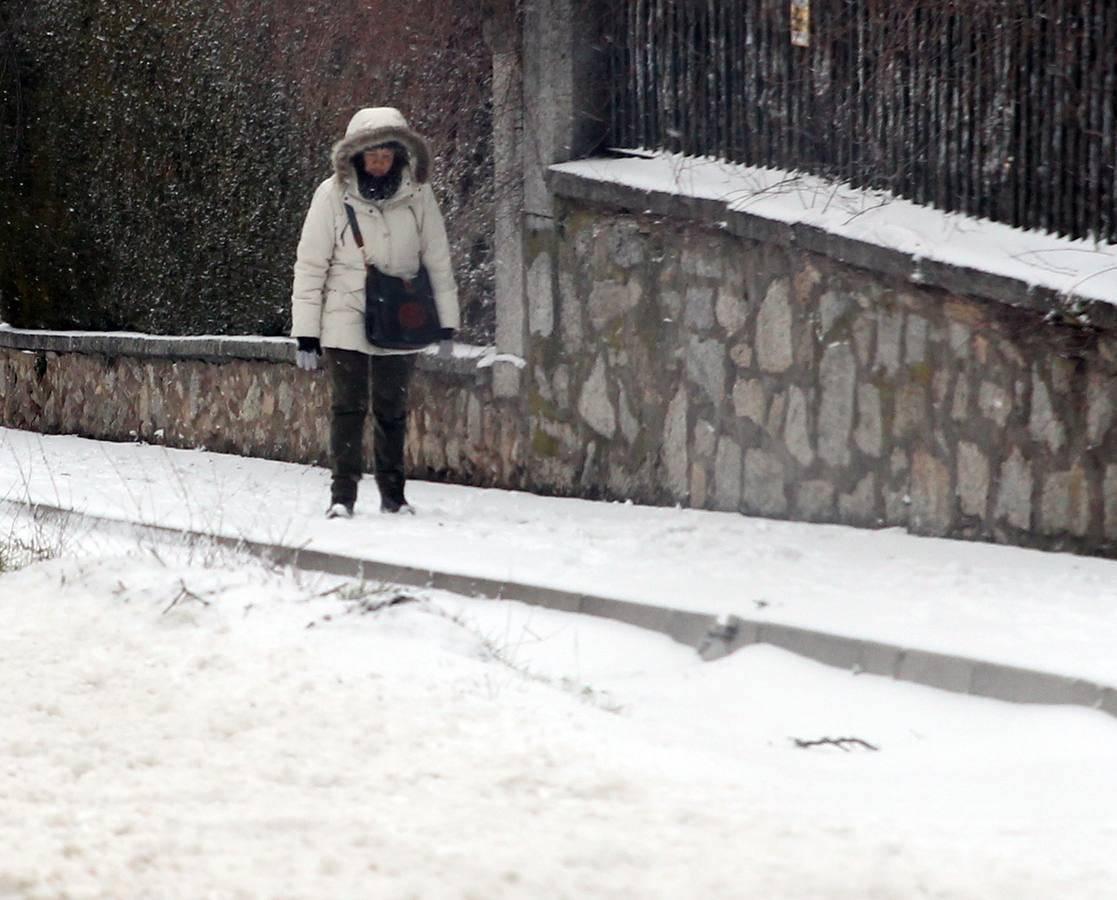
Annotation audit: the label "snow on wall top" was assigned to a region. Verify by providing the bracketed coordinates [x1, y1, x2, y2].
[551, 153, 1117, 309]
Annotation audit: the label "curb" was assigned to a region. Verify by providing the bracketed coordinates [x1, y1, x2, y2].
[12, 499, 1117, 719]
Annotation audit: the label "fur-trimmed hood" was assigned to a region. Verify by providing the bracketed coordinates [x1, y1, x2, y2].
[331, 107, 431, 186]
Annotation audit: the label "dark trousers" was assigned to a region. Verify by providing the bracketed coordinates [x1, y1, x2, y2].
[327, 348, 416, 506]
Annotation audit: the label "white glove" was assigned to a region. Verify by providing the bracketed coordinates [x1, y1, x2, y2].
[295, 337, 321, 371]
[437, 339, 453, 361]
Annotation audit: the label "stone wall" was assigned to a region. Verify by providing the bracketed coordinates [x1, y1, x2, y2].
[518, 192, 1117, 556]
[0, 334, 524, 492]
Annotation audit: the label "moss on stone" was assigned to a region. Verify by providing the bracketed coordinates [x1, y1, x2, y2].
[606, 320, 627, 351]
[525, 228, 552, 263]
[528, 389, 563, 423]
[559, 205, 598, 241]
[908, 361, 935, 386]
[531, 428, 560, 458]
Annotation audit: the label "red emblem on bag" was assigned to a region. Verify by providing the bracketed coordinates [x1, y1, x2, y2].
[398, 301, 427, 330]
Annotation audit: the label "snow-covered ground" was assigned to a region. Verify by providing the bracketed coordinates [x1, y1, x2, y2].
[2, 503, 1117, 899]
[553, 153, 1117, 310]
[4, 427, 1117, 687]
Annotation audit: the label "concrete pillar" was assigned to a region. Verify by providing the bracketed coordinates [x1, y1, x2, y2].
[523, 0, 609, 216]
[486, 0, 608, 398]
[490, 15, 526, 398]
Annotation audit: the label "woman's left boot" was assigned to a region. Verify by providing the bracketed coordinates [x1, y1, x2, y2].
[376, 475, 413, 514]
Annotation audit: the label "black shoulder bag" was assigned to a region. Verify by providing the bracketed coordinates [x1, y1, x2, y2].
[343, 202, 442, 350]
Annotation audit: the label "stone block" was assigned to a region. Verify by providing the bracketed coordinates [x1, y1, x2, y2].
[838, 473, 877, 524]
[951, 375, 970, 422]
[910, 452, 952, 535]
[904, 314, 929, 364]
[660, 289, 684, 322]
[686, 336, 727, 406]
[766, 390, 787, 438]
[558, 270, 582, 351]
[792, 259, 823, 300]
[713, 437, 742, 510]
[663, 387, 689, 500]
[715, 287, 749, 336]
[587, 280, 641, 332]
[744, 449, 787, 515]
[894, 381, 928, 439]
[1040, 468, 1089, 537]
[577, 355, 616, 438]
[994, 448, 1033, 530]
[875, 306, 903, 375]
[553, 364, 572, 411]
[606, 225, 646, 270]
[694, 418, 718, 461]
[527, 251, 554, 337]
[854, 383, 882, 458]
[1050, 356, 1074, 396]
[1029, 370, 1066, 454]
[729, 342, 753, 369]
[932, 367, 951, 409]
[948, 321, 971, 357]
[818, 343, 856, 466]
[690, 461, 708, 507]
[1087, 372, 1113, 446]
[681, 246, 723, 279]
[617, 385, 639, 445]
[956, 442, 989, 518]
[684, 285, 716, 332]
[851, 315, 874, 367]
[819, 290, 854, 336]
[756, 279, 794, 373]
[784, 386, 814, 466]
[979, 381, 1011, 427]
[794, 480, 835, 520]
[1104, 465, 1117, 539]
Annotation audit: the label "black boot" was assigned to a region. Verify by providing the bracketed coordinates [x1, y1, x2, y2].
[328, 474, 358, 518]
[376, 475, 413, 515]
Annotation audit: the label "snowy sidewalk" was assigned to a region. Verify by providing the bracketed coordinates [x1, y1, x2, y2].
[4, 426, 1117, 692]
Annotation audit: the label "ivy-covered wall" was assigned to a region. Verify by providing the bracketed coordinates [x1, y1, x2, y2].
[0, 0, 494, 341]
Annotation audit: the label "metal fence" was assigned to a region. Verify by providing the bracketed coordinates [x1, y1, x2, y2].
[606, 0, 1117, 244]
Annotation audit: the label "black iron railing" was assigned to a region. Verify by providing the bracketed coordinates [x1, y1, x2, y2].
[606, 0, 1117, 243]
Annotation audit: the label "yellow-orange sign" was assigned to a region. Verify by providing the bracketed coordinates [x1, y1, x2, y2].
[791, 0, 810, 48]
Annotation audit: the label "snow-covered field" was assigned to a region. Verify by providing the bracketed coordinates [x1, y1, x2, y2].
[2, 505, 1117, 899]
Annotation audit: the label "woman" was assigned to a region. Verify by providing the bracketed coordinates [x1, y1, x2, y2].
[291, 106, 458, 518]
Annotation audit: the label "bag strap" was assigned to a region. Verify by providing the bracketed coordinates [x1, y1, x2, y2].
[346, 199, 425, 270]
[343, 203, 372, 270]
[342, 202, 364, 248]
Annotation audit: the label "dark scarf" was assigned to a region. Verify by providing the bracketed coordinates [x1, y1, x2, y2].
[353, 147, 408, 201]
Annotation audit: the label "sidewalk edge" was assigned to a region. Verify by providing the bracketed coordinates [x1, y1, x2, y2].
[13, 500, 1116, 719]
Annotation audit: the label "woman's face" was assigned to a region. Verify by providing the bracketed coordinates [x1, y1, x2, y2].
[362, 148, 395, 177]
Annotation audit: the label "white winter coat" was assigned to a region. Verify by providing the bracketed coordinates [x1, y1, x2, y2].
[290, 107, 459, 354]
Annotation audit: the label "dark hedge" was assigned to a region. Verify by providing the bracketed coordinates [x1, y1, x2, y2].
[0, 0, 494, 341]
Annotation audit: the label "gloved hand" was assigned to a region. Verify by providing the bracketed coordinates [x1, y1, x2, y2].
[437, 328, 455, 361]
[295, 336, 321, 371]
